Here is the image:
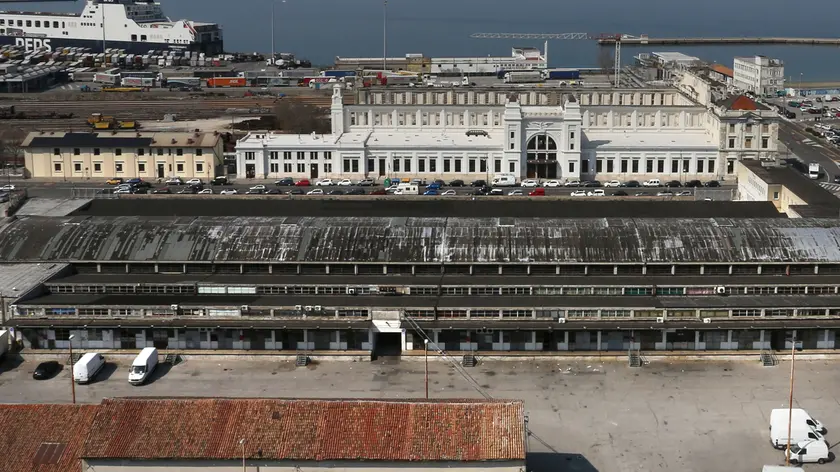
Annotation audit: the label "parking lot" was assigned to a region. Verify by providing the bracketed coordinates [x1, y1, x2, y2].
[0, 355, 837, 471]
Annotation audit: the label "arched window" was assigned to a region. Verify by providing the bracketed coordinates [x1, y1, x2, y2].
[526, 135, 557, 161]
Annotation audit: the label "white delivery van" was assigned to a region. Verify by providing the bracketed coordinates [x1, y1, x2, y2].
[770, 409, 826, 449]
[491, 174, 517, 187]
[809, 162, 821, 180]
[779, 408, 827, 434]
[128, 347, 159, 385]
[73, 352, 105, 384]
[787, 439, 834, 464]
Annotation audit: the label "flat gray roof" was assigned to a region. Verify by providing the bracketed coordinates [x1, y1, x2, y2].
[1, 216, 839, 265]
[0, 263, 69, 299]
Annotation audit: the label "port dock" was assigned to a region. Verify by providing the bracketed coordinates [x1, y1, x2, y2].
[598, 36, 840, 46]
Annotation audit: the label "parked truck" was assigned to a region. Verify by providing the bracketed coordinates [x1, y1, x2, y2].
[322, 70, 356, 79]
[121, 76, 156, 87]
[93, 72, 120, 85]
[543, 68, 581, 80]
[503, 71, 544, 84]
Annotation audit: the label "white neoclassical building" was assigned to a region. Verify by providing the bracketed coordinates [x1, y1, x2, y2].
[236, 82, 777, 183]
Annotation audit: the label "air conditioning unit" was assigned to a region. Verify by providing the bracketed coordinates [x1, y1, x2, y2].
[557, 318, 567, 324]
[715, 286, 727, 295]
[294, 305, 303, 311]
[170, 304, 179, 311]
[304, 305, 313, 311]
[655, 317, 665, 323]
[347, 288, 356, 295]
[240, 305, 250, 311]
[314, 305, 322, 311]
[702, 318, 712, 324]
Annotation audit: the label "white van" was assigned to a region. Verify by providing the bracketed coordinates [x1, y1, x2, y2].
[787, 439, 834, 464]
[491, 174, 517, 187]
[770, 408, 827, 449]
[128, 347, 159, 385]
[73, 352, 105, 384]
[780, 408, 827, 434]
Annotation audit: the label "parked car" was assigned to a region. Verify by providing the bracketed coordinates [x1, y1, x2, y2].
[643, 179, 662, 187]
[274, 177, 295, 186]
[33, 361, 62, 380]
[186, 178, 203, 186]
[520, 179, 539, 187]
[489, 188, 504, 195]
[295, 179, 311, 186]
[265, 189, 281, 195]
[508, 189, 524, 196]
[369, 188, 387, 195]
[328, 189, 345, 195]
[587, 189, 606, 196]
[245, 188, 264, 195]
[347, 188, 366, 195]
[315, 179, 335, 186]
[198, 189, 213, 194]
[249, 184, 267, 192]
[570, 190, 587, 196]
[634, 191, 650, 196]
[704, 180, 721, 187]
[657, 191, 675, 197]
[583, 180, 603, 187]
[287, 188, 305, 195]
[0, 184, 16, 192]
[676, 191, 692, 196]
[426, 182, 442, 190]
[665, 180, 682, 188]
[307, 188, 324, 195]
[219, 189, 239, 195]
[604, 180, 622, 187]
[625, 180, 641, 187]
[563, 180, 580, 187]
[528, 188, 545, 196]
[165, 177, 183, 185]
[211, 176, 231, 185]
[470, 179, 487, 187]
[544, 180, 562, 187]
[177, 187, 197, 194]
[612, 190, 628, 196]
[105, 178, 123, 185]
[151, 188, 171, 194]
[357, 178, 375, 186]
[441, 189, 457, 196]
[685, 180, 703, 188]
[424, 189, 440, 195]
[114, 187, 133, 194]
[337, 179, 353, 186]
[449, 179, 465, 187]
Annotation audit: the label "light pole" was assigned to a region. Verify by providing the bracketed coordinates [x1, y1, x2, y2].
[239, 438, 246, 472]
[270, 0, 285, 66]
[799, 73, 803, 97]
[785, 334, 797, 466]
[382, 0, 388, 71]
[68, 334, 76, 404]
[424, 338, 429, 399]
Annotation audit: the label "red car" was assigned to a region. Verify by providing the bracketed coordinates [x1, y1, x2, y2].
[528, 188, 545, 196]
[294, 179, 311, 187]
[369, 188, 387, 195]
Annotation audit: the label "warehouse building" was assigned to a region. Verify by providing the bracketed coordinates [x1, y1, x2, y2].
[2, 211, 840, 356]
[22, 130, 225, 181]
[81, 398, 526, 472]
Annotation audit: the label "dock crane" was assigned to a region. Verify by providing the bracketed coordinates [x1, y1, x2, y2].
[470, 32, 630, 87]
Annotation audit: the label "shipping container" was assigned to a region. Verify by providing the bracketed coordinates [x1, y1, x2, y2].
[93, 72, 120, 85]
[206, 77, 246, 87]
[322, 70, 357, 78]
[544, 68, 580, 80]
[165, 77, 201, 88]
[503, 71, 544, 83]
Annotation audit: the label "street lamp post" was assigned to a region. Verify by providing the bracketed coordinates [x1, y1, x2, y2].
[68, 334, 76, 404]
[239, 438, 246, 472]
[799, 73, 803, 97]
[424, 338, 429, 399]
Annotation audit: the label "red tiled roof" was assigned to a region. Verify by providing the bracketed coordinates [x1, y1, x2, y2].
[711, 64, 734, 77]
[0, 404, 99, 472]
[83, 398, 525, 462]
[720, 94, 760, 111]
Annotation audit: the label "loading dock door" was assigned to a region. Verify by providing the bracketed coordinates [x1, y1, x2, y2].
[373, 332, 401, 358]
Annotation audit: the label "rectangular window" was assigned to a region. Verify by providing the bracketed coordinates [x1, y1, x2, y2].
[745, 137, 752, 149]
[196, 148, 203, 156]
[455, 160, 462, 172]
[393, 159, 400, 172]
[404, 159, 411, 172]
[728, 138, 735, 148]
[646, 159, 653, 173]
[444, 159, 451, 172]
[479, 159, 487, 173]
[138, 148, 145, 156]
[708, 159, 716, 174]
[696, 160, 704, 173]
[93, 162, 101, 172]
[729, 124, 735, 133]
[367, 159, 375, 172]
[343, 159, 351, 173]
[115, 148, 121, 156]
[631, 159, 639, 173]
[245, 152, 255, 160]
[283, 163, 292, 172]
[351, 160, 359, 173]
[73, 148, 80, 155]
[284, 151, 292, 160]
[581, 160, 589, 174]
[138, 162, 146, 172]
[297, 151, 304, 160]
[745, 124, 753, 133]
[269, 163, 279, 173]
[176, 148, 183, 156]
[657, 159, 665, 173]
[569, 161, 575, 173]
[176, 163, 184, 172]
[682, 159, 690, 173]
[469, 160, 476, 173]
[324, 152, 331, 160]
[270, 151, 278, 160]
[494, 160, 501, 173]
[196, 163, 203, 173]
[93, 148, 100, 156]
[430, 160, 437, 173]
[419, 159, 425, 173]
[570, 131, 575, 139]
[570, 142, 575, 150]
[115, 162, 123, 172]
[157, 149, 164, 156]
[53, 162, 61, 172]
[761, 137, 769, 149]
[762, 123, 769, 133]
[310, 152, 318, 160]
[620, 160, 628, 173]
[297, 163, 305, 173]
[607, 160, 614, 173]
[324, 163, 332, 173]
[53, 148, 60, 155]
[671, 159, 679, 173]
[74, 162, 82, 172]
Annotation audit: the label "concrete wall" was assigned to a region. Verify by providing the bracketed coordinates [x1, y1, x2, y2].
[82, 459, 525, 472]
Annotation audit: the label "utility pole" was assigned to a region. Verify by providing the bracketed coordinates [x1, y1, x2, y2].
[271, 0, 275, 65]
[382, 0, 388, 71]
[69, 334, 76, 404]
[101, 2, 106, 53]
[785, 335, 796, 466]
[424, 339, 429, 399]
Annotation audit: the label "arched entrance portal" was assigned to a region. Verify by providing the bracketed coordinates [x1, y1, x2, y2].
[526, 134, 558, 179]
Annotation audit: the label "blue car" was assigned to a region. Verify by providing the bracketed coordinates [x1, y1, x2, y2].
[425, 182, 442, 190]
[424, 190, 440, 196]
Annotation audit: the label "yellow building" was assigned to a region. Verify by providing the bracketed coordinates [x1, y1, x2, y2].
[22, 131, 224, 181]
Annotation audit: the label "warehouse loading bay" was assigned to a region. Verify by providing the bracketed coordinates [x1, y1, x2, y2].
[0, 356, 838, 472]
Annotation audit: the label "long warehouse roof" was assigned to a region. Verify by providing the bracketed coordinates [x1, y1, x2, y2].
[1, 216, 840, 264]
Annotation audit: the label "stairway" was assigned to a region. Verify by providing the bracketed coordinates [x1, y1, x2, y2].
[462, 354, 477, 367]
[760, 350, 777, 367]
[628, 350, 642, 368]
[296, 353, 309, 367]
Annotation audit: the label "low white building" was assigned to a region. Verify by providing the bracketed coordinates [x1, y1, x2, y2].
[733, 55, 785, 97]
[236, 84, 777, 183]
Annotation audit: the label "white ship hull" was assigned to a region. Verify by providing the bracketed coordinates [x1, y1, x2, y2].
[0, 0, 222, 54]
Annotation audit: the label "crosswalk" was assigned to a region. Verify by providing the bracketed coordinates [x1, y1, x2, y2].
[819, 182, 840, 193]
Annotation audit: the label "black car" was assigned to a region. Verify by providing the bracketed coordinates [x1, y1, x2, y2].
[287, 188, 305, 195]
[347, 188, 366, 195]
[471, 179, 487, 187]
[583, 180, 602, 187]
[211, 176, 231, 185]
[328, 189, 345, 195]
[152, 188, 171, 194]
[665, 180, 682, 188]
[133, 187, 148, 194]
[33, 361, 61, 380]
[449, 179, 465, 187]
[432, 179, 446, 186]
[177, 187, 197, 194]
[625, 180, 641, 187]
[685, 180, 703, 188]
[245, 189, 264, 195]
[705, 180, 721, 187]
[785, 111, 796, 119]
[274, 177, 295, 186]
[265, 189, 282, 195]
[612, 190, 629, 196]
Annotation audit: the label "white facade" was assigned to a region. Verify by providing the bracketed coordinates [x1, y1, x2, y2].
[236, 85, 776, 183]
[733, 56, 785, 96]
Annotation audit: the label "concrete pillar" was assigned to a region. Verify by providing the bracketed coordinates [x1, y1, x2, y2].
[596, 331, 602, 351]
[700, 265, 705, 275]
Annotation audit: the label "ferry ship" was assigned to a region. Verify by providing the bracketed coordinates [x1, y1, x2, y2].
[0, 0, 222, 55]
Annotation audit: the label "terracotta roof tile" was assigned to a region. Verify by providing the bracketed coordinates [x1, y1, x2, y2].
[83, 398, 525, 462]
[0, 404, 99, 472]
[711, 64, 734, 77]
